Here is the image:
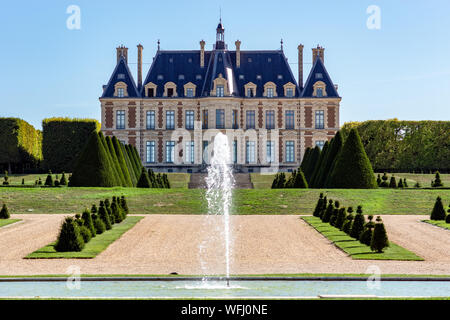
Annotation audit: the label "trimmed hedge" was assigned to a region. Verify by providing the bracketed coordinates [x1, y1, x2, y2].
[0, 118, 42, 172]
[341, 120, 450, 172]
[42, 118, 100, 172]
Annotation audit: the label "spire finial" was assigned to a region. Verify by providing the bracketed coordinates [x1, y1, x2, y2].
[220, 7, 222, 23]
[157, 39, 160, 51]
[280, 38, 284, 51]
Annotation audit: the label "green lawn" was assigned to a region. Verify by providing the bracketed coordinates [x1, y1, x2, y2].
[0, 187, 448, 215]
[423, 220, 450, 230]
[26, 216, 143, 259]
[302, 216, 423, 261]
[0, 219, 20, 228]
[250, 173, 450, 189]
[4, 173, 190, 188]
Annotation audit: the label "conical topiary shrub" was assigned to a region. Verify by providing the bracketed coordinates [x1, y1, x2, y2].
[310, 141, 329, 187]
[293, 168, 308, 188]
[322, 132, 344, 188]
[380, 173, 389, 187]
[322, 200, 334, 223]
[431, 171, 444, 187]
[430, 196, 446, 220]
[163, 173, 171, 189]
[271, 174, 279, 189]
[328, 129, 378, 189]
[389, 176, 397, 188]
[342, 214, 354, 235]
[79, 225, 92, 244]
[60, 172, 67, 185]
[370, 216, 389, 253]
[70, 131, 118, 187]
[98, 201, 112, 230]
[398, 178, 404, 188]
[81, 209, 95, 237]
[277, 172, 286, 189]
[92, 214, 106, 235]
[137, 167, 151, 188]
[335, 207, 347, 230]
[359, 215, 375, 246]
[313, 193, 324, 217]
[403, 178, 408, 188]
[2, 171, 9, 185]
[55, 217, 85, 252]
[120, 196, 129, 215]
[110, 201, 123, 224]
[45, 170, 53, 186]
[304, 146, 321, 184]
[350, 205, 365, 239]
[0, 203, 10, 219]
[376, 174, 381, 186]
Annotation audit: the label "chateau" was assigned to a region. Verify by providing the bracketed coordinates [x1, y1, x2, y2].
[100, 22, 341, 173]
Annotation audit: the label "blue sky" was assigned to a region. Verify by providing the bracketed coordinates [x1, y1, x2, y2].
[1, 0, 449, 129]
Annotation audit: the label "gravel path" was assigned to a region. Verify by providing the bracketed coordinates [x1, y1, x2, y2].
[0, 214, 449, 276]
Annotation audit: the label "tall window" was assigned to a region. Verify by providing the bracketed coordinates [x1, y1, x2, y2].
[286, 141, 295, 163]
[186, 110, 194, 130]
[166, 141, 175, 163]
[232, 110, 238, 129]
[186, 88, 194, 98]
[216, 85, 224, 97]
[116, 110, 125, 129]
[246, 141, 256, 163]
[202, 141, 209, 164]
[146, 141, 155, 163]
[266, 141, 275, 163]
[266, 110, 275, 130]
[315, 110, 324, 129]
[216, 109, 225, 129]
[202, 110, 208, 129]
[246, 110, 255, 129]
[166, 110, 175, 130]
[267, 87, 274, 98]
[233, 140, 237, 164]
[316, 140, 325, 149]
[286, 88, 294, 98]
[185, 141, 194, 164]
[146, 110, 155, 130]
[246, 88, 254, 97]
[285, 110, 295, 129]
[117, 88, 124, 98]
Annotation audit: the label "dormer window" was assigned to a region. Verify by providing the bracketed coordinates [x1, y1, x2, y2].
[256, 75, 262, 80]
[263, 82, 277, 98]
[248, 58, 252, 63]
[144, 82, 157, 98]
[244, 82, 257, 98]
[178, 74, 185, 80]
[283, 82, 296, 98]
[114, 82, 128, 97]
[210, 73, 229, 97]
[277, 75, 283, 80]
[217, 85, 224, 97]
[169, 58, 173, 63]
[313, 81, 327, 97]
[268, 58, 272, 62]
[164, 82, 178, 97]
[184, 82, 196, 97]
[188, 58, 192, 63]
[239, 75, 244, 80]
[196, 74, 202, 80]
[157, 75, 164, 80]
[117, 73, 125, 80]
[315, 73, 323, 79]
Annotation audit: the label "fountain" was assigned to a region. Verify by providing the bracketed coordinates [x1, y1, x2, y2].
[204, 132, 235, 286]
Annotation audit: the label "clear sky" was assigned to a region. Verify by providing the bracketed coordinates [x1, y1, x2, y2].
[1, 0, 449, 129]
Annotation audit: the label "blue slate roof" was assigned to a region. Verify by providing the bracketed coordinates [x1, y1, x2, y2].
[101, 45, 338, 99]
[101, 56, 140, 98]
[301, 56, 339, 98]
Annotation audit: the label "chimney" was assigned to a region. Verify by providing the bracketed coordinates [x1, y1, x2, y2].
[312, 45, 324, 64]
[116, 45, 128, 64]
[137, 44, 143, 89]
[235, 40, 241, 68]
[297, 44, 304, 88]
[200, 40, 205, 68]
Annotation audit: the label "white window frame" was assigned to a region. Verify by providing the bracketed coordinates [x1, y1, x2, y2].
[146, 141, 155, 163]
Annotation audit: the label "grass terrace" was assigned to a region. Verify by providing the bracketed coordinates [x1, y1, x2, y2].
[302, 216, 423, 261]
[423, 220, 450, 231]
[26, 216, 143, 259]
[0, 219, 20, 228]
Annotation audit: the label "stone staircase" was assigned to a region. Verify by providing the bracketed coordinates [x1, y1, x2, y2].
[188, 173, 254, 189]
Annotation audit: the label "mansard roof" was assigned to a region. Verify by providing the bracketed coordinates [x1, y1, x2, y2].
[140, 49, 300, 98]
[101, 56, 140, 98]
[301, 56, 339, 98]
